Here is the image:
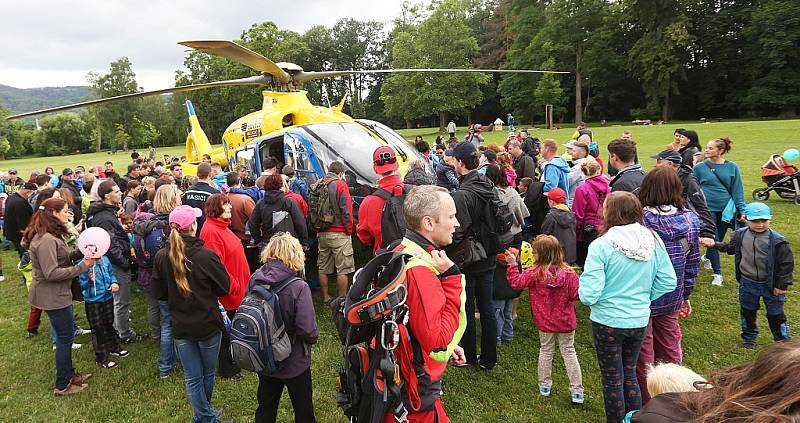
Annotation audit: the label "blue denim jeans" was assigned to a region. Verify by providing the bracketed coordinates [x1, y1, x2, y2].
[50, 309, 78, 345]
[739, 278, 790, 343]
[175, 331, 222, 423]
[705, 211, 729, 274]
[493, 299, 514, 343]
[45, 305, 76, 390]
[462, 270, 497, 369]
[158, 300, 176, 376]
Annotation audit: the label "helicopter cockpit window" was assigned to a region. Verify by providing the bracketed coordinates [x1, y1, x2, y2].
[300, 122, 386, 189]
[236, 147, 256, 176]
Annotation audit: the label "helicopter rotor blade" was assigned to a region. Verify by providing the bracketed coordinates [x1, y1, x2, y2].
[179, 40, 291, 84]
[293, 68, 570, 83]
[5, 75, 271, 120]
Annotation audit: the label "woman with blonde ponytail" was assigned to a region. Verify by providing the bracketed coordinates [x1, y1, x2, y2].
[150, 205, 232, 423]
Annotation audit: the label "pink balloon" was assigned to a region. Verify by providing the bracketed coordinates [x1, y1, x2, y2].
[78, 227, 111, 259]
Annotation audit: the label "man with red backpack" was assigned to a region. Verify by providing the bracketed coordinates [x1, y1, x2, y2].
[387, 185, 466, 422]
[357, 146, 407, 254]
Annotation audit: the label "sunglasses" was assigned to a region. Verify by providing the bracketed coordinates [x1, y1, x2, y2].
[374, 152, 397, 166]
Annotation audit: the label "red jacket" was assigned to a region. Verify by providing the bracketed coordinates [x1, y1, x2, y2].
[383, 233, 463, 423]
[285, 190, 308, 217]
[507, 264, 579, 333]
[321, 175, 353, 235]
[199, 217, 249, 311]
[357, 175, 404, 253]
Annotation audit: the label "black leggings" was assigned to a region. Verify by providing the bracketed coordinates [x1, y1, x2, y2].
[255, 367, 316, 423]
[591, 321, 646, 423]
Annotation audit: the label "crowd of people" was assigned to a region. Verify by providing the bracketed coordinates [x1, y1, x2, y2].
[0, 124, 795, 423]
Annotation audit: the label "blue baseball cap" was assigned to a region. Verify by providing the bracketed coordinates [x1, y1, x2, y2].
[745, 202, 772, 220]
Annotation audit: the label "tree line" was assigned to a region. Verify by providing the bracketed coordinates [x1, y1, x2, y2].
[1, 0, 797, 158]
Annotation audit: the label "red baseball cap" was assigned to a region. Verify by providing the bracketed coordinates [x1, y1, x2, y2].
[373, 146, 398, 175]
[546, 188, 567, 204]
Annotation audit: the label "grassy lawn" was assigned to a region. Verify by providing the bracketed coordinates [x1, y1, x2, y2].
[0, 119, 799, 422]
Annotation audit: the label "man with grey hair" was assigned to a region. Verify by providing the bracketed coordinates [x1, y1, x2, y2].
[508, 140, 537, 184]
[389, 184, 466, 421]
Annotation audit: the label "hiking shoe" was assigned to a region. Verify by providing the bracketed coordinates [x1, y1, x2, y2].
[70, 372, 92, 385]
[571, 392, 585, 404]
[110, 350, 129, 358]
[54, 383, 86, 396]
[74, 327, 92, 336]
[711, 274, 723, 286]
[539, 384, 552, 397]
[159, 372, 171, 379]
[97, 360, 117, 369]
[744, 342, 756, 350]
[701, 255, 712, 270]
[27, 330, 38, 339]
[119, 334, 143, 344]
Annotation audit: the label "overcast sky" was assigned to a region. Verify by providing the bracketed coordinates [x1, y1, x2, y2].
[0, 0, 405, 90]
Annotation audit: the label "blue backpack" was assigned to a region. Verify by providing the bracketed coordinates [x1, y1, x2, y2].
[132, 218, 168, 269]
[230, 277, 298, 375]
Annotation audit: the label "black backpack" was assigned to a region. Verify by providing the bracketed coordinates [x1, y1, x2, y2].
[521, 136, 541, 158]
[462, 185, 514, 255]
[371, 184, 412, 249]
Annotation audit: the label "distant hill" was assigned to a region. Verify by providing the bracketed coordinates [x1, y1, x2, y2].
[0, 84, 94, 115]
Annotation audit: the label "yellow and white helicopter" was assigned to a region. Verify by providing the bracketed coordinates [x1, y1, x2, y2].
[8, 40, 566, 194]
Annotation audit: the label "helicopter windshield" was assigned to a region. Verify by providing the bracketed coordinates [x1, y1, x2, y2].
[300, 122, 388, 187]
[356, 119, 433, 174]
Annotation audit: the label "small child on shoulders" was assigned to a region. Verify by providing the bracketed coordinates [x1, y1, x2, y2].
[540, 188, 577, 264]
[700, 202, 793, 349]
[505, 234, 584, 404]
[78, 255, 127, 368]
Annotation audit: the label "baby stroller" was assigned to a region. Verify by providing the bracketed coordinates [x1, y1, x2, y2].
[753, 154, 800, 204]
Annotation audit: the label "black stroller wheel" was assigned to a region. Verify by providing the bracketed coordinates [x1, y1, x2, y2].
[753, 188, 770, 201]
[794, 196, 800, 205]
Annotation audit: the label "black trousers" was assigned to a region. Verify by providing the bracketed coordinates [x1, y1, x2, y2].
[255, 367, 316, 423]
[218, 310, 241, 378]
[85, 299, 121, 362]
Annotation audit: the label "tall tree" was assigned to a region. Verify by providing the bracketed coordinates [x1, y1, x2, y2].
[88, 57, 142, 150]
[382, 0, 491, 130]
[34, 113, 91, 155]
[626, 0, 692, 121]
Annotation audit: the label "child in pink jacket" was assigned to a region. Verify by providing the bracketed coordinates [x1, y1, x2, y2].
[506, 234, 584, 404]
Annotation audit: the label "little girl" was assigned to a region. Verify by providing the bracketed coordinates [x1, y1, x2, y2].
[506, 234, 584, 404]
[79, 255, 127, 368]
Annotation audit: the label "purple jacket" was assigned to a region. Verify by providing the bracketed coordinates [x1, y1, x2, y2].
[247, 259, 318, 379]
[572, 175, 610, 241]
[643, 207, 701, 316]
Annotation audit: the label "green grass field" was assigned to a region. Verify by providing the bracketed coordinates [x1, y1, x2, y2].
[0, 119, 799, 422]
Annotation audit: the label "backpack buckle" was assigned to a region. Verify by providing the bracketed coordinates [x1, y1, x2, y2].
[381, 320, 400, 351]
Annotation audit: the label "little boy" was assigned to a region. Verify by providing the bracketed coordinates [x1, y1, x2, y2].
[79, 255, 128, 368]
[540, 188, 576, 265]
[701, 202, 794, 349]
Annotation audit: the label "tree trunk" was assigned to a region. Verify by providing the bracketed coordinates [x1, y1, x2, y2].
[96, 126, 102, 153]
[439, 111, 447, 133]
[583, 80, 592, 118]
[574, 44, 583, 125]
[405, 118, 412, 129]
[662, 90, 670, 122]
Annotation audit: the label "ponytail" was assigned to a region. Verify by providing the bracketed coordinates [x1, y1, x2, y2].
[711, 137, 732, 154]
[168, 223, 192, 297]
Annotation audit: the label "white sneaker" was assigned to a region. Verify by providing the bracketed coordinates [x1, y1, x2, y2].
[0, 275, 5, 282]
[52, 343, 83, 351]
[701, 255, 712, 270]
[711, 274, 723, 286]
[74, 328, 92, 336]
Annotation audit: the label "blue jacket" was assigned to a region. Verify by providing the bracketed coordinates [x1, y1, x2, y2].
[716, 228, 794, 291]
[579, 224, 677, 328]
[543, 156, 571, 203]
[78, 256, 117, 303]
[643, 207, 701, 316]
[288, 177, 309, 201]
[229, 186, 264, 202]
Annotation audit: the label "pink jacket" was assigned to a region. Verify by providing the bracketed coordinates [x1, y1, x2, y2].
[507, 264, 580, 333]
[572, 175, 610, 241]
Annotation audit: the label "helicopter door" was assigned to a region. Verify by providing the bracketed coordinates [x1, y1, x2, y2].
[283, 132, 323, 187]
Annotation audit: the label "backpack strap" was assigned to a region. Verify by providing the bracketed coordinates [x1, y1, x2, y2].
[269, 276, 301, 295]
